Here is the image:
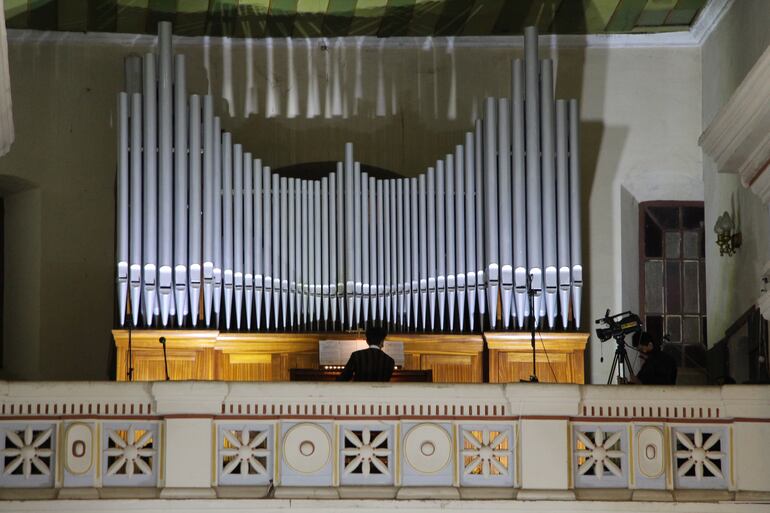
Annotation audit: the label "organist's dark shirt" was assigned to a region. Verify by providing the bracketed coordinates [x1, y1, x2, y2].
[336, 346, 394, 382]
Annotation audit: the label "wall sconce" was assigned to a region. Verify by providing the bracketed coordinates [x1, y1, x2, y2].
[714, 211, 742, 256]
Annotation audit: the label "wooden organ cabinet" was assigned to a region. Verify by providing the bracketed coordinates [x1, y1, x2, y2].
[113, 330, 586, 383]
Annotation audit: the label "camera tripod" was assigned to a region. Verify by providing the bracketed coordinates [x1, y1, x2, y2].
[606, 334, 635, 385]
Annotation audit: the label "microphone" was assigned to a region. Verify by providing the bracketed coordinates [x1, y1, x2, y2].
[159, 336, 170, 381]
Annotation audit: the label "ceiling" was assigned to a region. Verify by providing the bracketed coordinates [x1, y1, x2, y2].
[4, 0, 710, 38]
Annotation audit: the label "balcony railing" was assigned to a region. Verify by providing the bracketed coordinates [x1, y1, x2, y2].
[0, 381, 768, 503]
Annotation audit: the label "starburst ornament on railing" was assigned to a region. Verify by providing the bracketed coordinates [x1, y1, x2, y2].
[342, 428, 390, 476]
[461, 429, 511, 477]
[675, 429, 724, 480]
[1, 426, 53, 479]
[220, 429, 270, 476]
[575, 427, 624, 479]
[105, 426, 156, 478]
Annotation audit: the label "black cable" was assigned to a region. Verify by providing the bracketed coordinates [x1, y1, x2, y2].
[127, 310, 134, 382]
[537, 330, 558, 383]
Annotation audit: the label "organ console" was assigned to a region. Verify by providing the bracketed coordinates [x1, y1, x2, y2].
[116, 22, 584, 335]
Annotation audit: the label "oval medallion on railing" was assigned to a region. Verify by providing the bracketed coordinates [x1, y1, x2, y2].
[636, 426, 664, 479]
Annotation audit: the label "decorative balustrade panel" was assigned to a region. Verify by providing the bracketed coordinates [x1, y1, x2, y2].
[339, 423, 395, 486]
[216, 423, 273, 486]
[0, 382, 767, 500]
[458, 423, 515, 487]
[671, 425, 729, 490]
[572, 423, 629, 488]
[101, 422, 160, 487]
[0, 423, 56, 488]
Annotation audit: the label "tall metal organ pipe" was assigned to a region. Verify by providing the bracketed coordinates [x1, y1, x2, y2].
[569, 99, 583, 328]
[158, 22, 173, 326]
[511, 59, 528, 326]
[189, 94, 201, 327]
[540, 60, 558, 329]
[173, 55, 188, 327]
[142, 52, 157, 326]
[117, 92, 129, 327]
[498, 97, 513, 328]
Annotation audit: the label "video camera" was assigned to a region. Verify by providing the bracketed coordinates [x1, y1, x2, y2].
[595, 309, 643, 342]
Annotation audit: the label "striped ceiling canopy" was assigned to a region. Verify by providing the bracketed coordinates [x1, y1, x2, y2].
[4, 0, 709, 38]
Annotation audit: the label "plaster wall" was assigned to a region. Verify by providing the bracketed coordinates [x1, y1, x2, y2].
[701, 0, 770, 349]
[1, 181, 41, 379]
[0, 30, 701, 382]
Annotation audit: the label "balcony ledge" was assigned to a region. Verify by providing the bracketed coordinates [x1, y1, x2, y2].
[0, 381, 768, 509]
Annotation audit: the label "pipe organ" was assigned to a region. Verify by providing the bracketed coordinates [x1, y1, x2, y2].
[116, 23, 584, 333]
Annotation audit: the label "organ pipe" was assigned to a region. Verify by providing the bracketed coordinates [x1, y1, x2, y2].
[222, 134, 234, 329]
[321, 177, 330, 324]
[354, 162, 362, 324]
[426, 168, 436, 330]
[464, 132, 476, 331]
[409, 177, 419, 327]
[455, 144, 466, 331]
[263, 166, 272, 329]
[202, 96, 214, 326]
[474, 120, 485, 319]
[142, 52, 157, 326]
[291, 177, 299, 326]
[189, 94, 201, 327]
[253, 158, 263, 329]
[158, 22, 173, 327]
[541, 60, 558, 329]
[233, 143, 243, 330]
[244, 154, 253, 329]
[436, 160, 446, 330]
[129, 92, 142, 327]
[402, 178, 411, 328]
[445, 154, 456, 331]
[117, 92, 129, 327]
[173, 55, 188, 327]
[512, 59, 528, 327]
[569, 99, 583, 328]
[272, 173, 280, 328]
[361, 173, 370, 324]
[418, 174, 427, 329]
[555, 101, 570, 329]
[524, 26, 544, 326]
[498, 97, 513, 329]
[311, 180, 321, 325]
[483, 98, 498, 329]
[213, 117, 223, 325]
[280, 176, 288, 328]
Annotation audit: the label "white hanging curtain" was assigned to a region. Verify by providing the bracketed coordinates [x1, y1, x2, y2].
[0, 0, 14, 157]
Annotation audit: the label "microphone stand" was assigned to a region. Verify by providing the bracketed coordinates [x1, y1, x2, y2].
[527, 273, 539, 383]
[159, 336, 170, 381]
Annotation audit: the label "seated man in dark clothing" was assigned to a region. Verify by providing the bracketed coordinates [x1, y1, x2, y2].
[629, 332, 678, 385]
[336, 326, 394, 382]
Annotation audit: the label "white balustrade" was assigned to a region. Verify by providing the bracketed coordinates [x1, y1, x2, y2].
[0, 381, 768, 504]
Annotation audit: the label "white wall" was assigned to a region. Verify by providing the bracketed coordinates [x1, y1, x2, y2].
[0, 29, 702, 382]
[702, 0, 770, 350]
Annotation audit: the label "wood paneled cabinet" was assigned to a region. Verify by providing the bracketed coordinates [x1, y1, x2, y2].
[113, 331, 483, 382]
[114, 330, 585, 383]
[485, 332, 588, 384]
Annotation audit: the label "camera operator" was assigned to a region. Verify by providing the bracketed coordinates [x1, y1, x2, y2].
[627, 332, 677, 385]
